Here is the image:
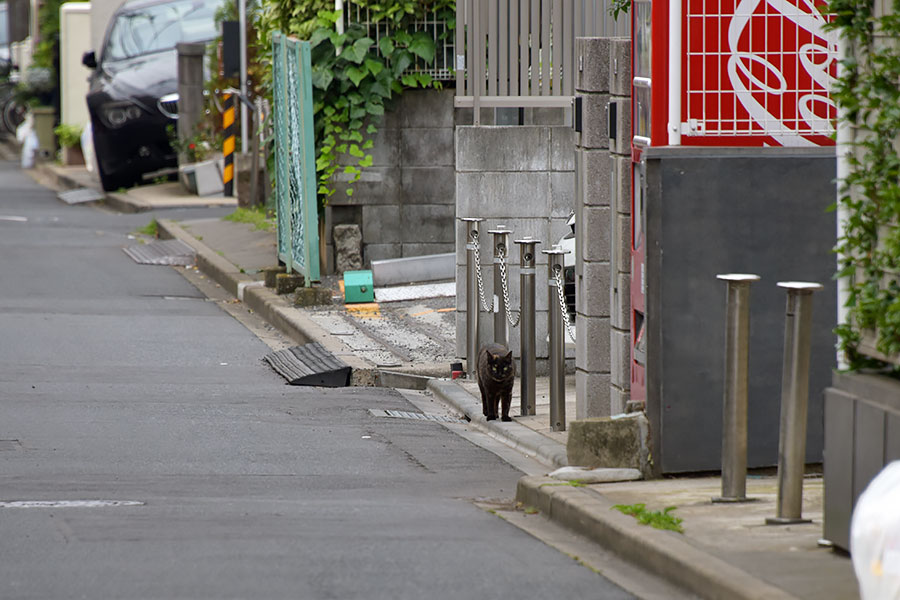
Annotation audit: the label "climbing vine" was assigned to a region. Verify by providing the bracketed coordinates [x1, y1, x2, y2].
[254, 0, 455, 209]
[826, 0, 900, 367]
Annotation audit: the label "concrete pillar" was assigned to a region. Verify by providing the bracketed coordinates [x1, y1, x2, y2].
[177, 42, 205, 162]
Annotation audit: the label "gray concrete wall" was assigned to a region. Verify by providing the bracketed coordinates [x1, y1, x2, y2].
[324, 89, 457, 273]
[455, 125, 576, 366]
[574, 37, 632, 419]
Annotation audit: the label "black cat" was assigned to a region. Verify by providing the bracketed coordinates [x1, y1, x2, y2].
[477, 343, 515, 422]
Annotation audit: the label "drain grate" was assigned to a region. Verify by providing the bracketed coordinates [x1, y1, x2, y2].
[58, 188, 105, 205]
[264, 342, 351, 387]
[123, 239, 195, 266]
[368, 409, 468, 424]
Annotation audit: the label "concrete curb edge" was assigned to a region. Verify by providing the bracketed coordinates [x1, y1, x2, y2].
[426, 379, 569, 468]
[516, 475, 800, 600]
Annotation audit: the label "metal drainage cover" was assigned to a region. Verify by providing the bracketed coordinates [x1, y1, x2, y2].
[58, 187, 105, 205]
[264, 342, 351, 387]
[123, 239, 195, 266]
[368, 409, 468, 424]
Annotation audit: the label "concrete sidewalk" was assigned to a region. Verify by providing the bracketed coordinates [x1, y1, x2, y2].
[32, 159, 860, 600]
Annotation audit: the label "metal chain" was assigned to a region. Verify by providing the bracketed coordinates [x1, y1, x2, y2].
[497, 246, 521, 327]
[471, 232, 492, 313]
[553, 264, 576, 342]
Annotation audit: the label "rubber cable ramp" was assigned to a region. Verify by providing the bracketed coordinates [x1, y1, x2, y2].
[263, 343, 351, 387]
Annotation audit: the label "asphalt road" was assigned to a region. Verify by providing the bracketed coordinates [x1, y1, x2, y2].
[0, 160, 633, 599]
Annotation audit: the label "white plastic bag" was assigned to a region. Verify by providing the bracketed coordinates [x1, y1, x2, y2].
[81, 121, 96, 174]
[851, 461, 900, 600]
[20, 131, 37, 169]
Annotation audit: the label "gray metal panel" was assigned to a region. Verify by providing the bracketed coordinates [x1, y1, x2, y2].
[371, 253, 455, 286]
[823, 387, 855, 551]
[645, 148, 837, 473]
[853, 401, 886, 502]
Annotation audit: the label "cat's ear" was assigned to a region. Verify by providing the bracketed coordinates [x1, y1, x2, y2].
[504, 350, 512, 360]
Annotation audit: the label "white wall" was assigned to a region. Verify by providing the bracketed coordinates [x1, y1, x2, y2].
[90, 0, 124, 55]
[60, 3, 93, 127]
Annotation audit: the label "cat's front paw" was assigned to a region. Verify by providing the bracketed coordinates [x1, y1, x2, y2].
[486, 415, 497, 421]
[501, 415, 512, 422]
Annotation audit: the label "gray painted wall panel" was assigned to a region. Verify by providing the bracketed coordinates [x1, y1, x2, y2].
[645, 147, 837, 472]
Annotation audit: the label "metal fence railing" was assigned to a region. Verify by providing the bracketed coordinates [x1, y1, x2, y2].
[455, 0, 629, 113]
[272, 32, 320, 284]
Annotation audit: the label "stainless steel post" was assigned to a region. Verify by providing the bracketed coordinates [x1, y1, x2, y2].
[713, 274, 760, 503]
[767, 281, 824, 525]
[544, 246, 569, 432]
[515, 237, 540, 416]
[461, 218, 483, 379]
[488, 225, 513, 347]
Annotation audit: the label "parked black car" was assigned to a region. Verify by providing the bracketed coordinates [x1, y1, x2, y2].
[83, 0, 223, 191]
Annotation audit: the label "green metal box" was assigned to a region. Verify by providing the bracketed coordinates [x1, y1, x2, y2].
[343, 270, 375, 303]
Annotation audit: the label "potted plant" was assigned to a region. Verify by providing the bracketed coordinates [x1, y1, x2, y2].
[54, 123, 84, 166]
[168, 124, 224, 196]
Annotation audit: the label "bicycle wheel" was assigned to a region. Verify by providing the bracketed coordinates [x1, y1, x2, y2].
[3, 97, 26, 134]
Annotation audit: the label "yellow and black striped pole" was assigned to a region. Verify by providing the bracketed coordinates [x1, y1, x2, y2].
[223, 92, 235, 196]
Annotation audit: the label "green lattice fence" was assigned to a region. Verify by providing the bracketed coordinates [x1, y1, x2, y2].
[272, 32, 319, 284]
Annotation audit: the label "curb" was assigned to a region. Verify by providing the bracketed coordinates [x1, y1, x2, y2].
[516, 476, 800, 600]
[157, 218, 449, 387]
[426, 379, 569, 468]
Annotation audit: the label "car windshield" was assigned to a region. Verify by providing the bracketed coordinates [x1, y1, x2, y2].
[103, 0, 222, 62]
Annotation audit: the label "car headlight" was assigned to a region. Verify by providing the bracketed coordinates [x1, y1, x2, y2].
[100, 102, 143, 129]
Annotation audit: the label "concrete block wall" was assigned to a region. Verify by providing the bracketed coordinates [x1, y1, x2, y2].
[455, 125, 576, 369]
[324, 89, 457, 273]
[574, 37, 632, 419]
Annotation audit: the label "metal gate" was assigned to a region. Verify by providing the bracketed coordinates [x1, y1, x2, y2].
[272, 32, 320, 284]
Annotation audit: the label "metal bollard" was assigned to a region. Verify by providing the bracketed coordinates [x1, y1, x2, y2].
[488, 225, 513, 346]
[461, 217, 484, 379]
[543, 245, 569, 432]
[767, 281, 824, 525]
[515, 237, 540, 416]
[713, 273, 761, 503]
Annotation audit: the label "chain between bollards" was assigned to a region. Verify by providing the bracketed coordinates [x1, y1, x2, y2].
[461, 217, 484, 379]
[515, 237, 539, 416]
[713, 274, 761, 504]
[767, 281, 823, 525]
[488, 226, 513, 347]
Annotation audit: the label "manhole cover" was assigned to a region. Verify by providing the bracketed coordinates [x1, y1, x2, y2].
[123, 239, 195, 266]
[58, 188, 105, 205]
[368, 409, 468, 424]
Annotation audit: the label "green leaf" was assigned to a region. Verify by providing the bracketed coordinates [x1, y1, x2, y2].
[365, 101, 385, 116]
[311, 67, 334, 90]
[392, 50, 414, 77]
[408, 32, 436, 63]
[345, 188, 354, 197]
[358, 154, 374, 168]
[346, 65, 368, 87]
[366, 124, 378, 134]
[343, 37, 375, 64]
[365, 59, 384, 77]
[349, 144, 365, 158]
[378, 36, 395, 57]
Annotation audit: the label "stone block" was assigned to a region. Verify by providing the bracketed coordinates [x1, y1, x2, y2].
[275, 272, 305, 295]
[293, 286, 333, 307]
[551, 127, 576, 172]
[456, 126, 550, 172]
[575, 315, 610, 373]
[551, 172, 576, 218]
[580, 149, 613, 207]
[610, 98, 631, 155]
[576, 37, 611, 93]
[576, 370, 612, 418]
[331, 167, 401, 205]
[613, 155, 632, 215]
[580, 260, 611, 318]
[337, 126, 399, 167]
[611, 327, 631, 389]
[580, 94, 610, 150]
[582, 205, 611, 262]
[456, 172, 551, 218]
[609, 37, 632, 97]
[401, 243, 455, 257]
[401, 166, 455, 204]
[362, 205, 401, 244]
[399, 89, 455, 129]
[402, 127, 454, 167]
[567, 412, 650, 474]
[401, 204, 455, 244]
[333, 223, 363, 273]
[610, 385, 630, 416]
[616, 213, 632, 272]
[611, 272, 631, 329]
[364, 243, 401, 265]
[263, 265, 287, 288]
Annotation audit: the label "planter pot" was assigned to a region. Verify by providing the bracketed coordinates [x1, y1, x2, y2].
[61, 144, 85, 166]
[178, 158, 223, 196]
